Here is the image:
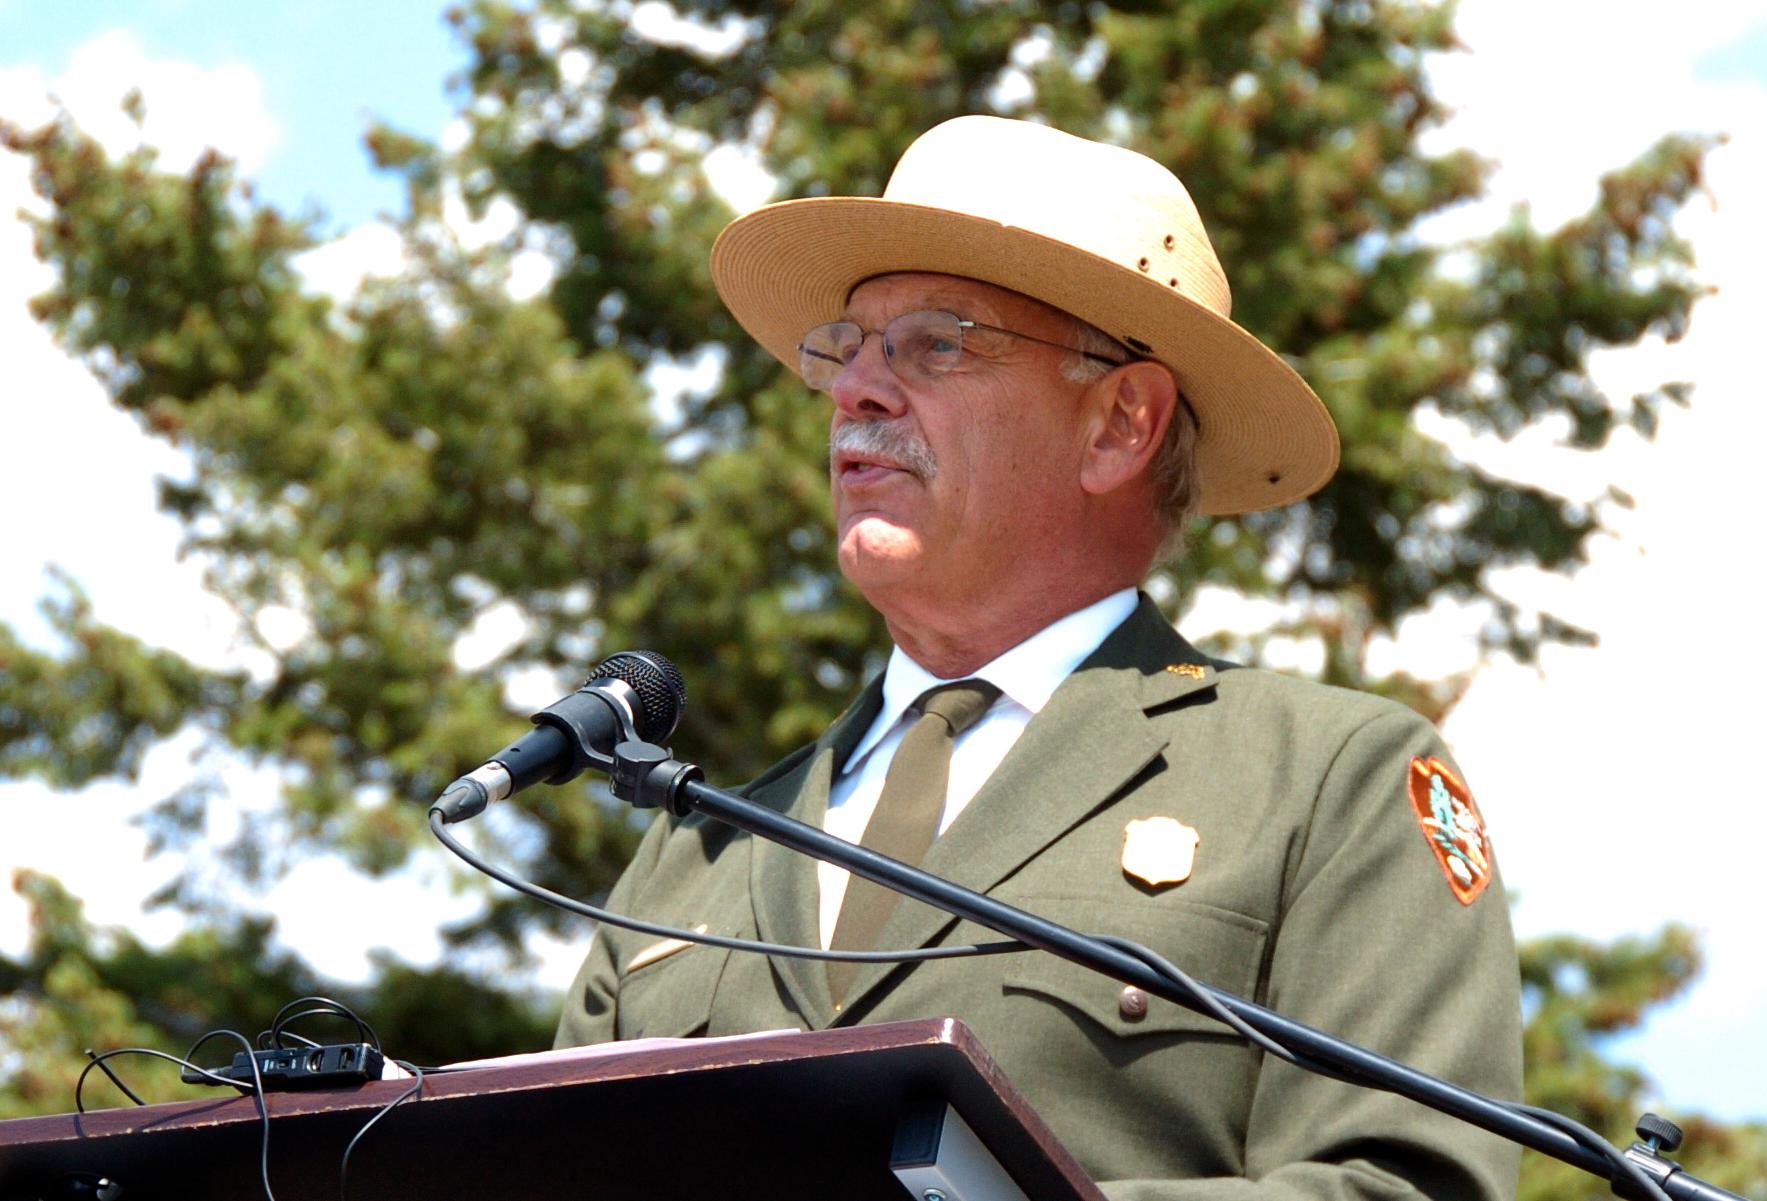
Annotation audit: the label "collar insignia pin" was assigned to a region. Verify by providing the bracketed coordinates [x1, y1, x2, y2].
[1165, 663, 1207, 679]
[1121, 816, 1200, 888]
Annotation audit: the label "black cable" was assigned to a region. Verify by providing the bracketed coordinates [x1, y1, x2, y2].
[1094, 940, 1670, 1201]
[1515, 1102, 1671, 1201]
[82, 999, 445, 1201]
[81, 1049, 147, 1106]
[1100, 941, 1669, 1201]
[434, 805, 1359, 1076]
[338, 1060, 424, 1201]
[266, 996, 379, 1051]
[255, 995, 433, 1201]
[430, 808, 1029, 964]
[74, 1047, 250, 1111]
[1087, 935, 1361, 1082]
[432, 809, 1376, 1079]
[432, 808, 1677, 1201]
[76, 1037, 276, 1201]
[258, 1028, 321, 1051]
[185, 1029, 276, 1201]
[268, 1007, 372, 1050]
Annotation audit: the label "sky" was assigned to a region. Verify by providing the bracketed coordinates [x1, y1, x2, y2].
[2, 0, 1764, 1128]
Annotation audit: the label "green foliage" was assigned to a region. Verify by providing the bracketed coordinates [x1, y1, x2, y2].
[0, 870, 554, 1118]
[1518, 927, 1767, 1200]
[0, 2, 1752, 1181]
[0, 574, 225, 787]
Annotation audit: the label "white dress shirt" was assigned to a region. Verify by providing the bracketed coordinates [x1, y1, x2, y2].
[817, 588, 1138, 948]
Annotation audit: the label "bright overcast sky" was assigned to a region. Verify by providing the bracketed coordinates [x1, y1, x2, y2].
[2, 0, 1763, 1126]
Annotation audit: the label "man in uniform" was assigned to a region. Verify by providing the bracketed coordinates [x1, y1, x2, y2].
[556, 116, 1522, 1201]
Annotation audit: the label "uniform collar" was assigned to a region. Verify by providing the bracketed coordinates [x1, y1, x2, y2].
[843, 587, 1139, 774]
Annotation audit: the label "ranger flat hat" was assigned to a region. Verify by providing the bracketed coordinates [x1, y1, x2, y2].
[709, 115, 1339, 516]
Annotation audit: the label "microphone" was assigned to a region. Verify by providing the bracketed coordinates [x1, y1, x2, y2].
[432, 650, 686, 823]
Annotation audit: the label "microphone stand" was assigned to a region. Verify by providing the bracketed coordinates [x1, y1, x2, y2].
[598, 740, 1749, 1201]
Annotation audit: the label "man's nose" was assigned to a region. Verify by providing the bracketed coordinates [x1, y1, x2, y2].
[829, 332, 909, 421]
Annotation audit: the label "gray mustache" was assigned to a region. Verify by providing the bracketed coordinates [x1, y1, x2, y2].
[830, 420, 939, 481]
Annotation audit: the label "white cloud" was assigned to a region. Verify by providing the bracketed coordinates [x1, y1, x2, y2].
[0, 733, 194, 959]
[0, 29, 278, 178]
[0, 730, 489, 989]
[0, 32, 266, 965]
[254, 604, 313, 653]
[291, 219, 406, 301]
[260, 852, 486, 985]
[0, 35, 462, 974]
[628, 1, 761, 59]
[507, 246, 557, 301]
[0, 32, 278, 666]
[703, 142, 776, 214]
[444, 191, 522, 252]
[1416, 0, 1767, 1121]
[503, 664, 576, 715]
[453, 600, 532, 672]
[1419, 0, 1762, 235]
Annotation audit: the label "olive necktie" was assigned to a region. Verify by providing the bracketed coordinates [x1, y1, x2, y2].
[827, 679, 1002, 1006]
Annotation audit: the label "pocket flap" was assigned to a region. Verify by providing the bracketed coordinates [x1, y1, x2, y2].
[998, 895, 1268, 1041]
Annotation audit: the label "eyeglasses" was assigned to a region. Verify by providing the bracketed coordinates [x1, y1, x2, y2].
[796, 309, 1129, 392]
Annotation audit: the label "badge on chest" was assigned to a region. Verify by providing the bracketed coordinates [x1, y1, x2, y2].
[1121, 815, 1200, 888]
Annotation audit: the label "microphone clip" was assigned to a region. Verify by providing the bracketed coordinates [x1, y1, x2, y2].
[533, 678, 644, 778]
[610, 742, 704, 817]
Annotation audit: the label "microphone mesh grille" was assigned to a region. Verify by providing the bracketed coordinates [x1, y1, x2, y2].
[585, 650, 687, 743]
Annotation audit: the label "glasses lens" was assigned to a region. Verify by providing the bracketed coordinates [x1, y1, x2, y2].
[797, 313, 966, 391]
[885, 311, 964, 381]
[799, 322, 863, 390]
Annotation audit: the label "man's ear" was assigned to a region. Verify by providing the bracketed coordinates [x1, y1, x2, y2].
[1078, 361, 1177, 497]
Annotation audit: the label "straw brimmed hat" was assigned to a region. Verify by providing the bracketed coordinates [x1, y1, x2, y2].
[709, 116, 1338, 517]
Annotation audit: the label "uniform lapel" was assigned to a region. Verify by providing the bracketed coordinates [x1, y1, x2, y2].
[747, 678, 884, 1029]
[832, 596, 1220, 1017]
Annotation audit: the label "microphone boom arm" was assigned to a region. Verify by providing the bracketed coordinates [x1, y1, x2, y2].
[599, 738, 1747, 1201]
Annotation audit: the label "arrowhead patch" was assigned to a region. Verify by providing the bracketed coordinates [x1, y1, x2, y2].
[1406, 757, 1492, 905]
[1121, 816, 1199, 888]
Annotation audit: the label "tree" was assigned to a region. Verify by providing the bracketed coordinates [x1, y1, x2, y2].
[1516, 927, 1767, 1199]
[0, 0, 1747, 1175]
[0, 869, 553, 1118]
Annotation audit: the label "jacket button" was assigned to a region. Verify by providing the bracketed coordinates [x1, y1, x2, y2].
[1118, 986, 1149, 1021]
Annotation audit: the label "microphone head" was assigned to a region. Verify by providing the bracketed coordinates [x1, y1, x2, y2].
[585, 650, 687, 743]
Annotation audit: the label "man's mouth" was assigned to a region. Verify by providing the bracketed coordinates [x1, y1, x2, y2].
[835, 451, 907, 481]
[829, 420, 938, 483]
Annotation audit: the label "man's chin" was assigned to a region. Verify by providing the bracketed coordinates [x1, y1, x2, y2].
[836, 518, 925, 589]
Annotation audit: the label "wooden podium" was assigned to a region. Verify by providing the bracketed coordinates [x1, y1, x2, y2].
[0, 1019, 1102, 1201]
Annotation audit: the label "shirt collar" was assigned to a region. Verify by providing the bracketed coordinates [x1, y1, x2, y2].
[844, 588, 1139, 773]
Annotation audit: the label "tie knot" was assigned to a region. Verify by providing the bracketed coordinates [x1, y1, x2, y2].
[913, 679, 1001, 737]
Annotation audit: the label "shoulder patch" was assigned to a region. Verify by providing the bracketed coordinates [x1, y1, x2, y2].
[1406, 756, 1493, 905]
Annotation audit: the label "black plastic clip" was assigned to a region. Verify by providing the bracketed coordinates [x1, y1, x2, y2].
[610, 741, 704, 816]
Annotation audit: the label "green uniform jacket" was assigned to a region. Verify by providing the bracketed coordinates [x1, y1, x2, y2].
[556, 598, 1523, 1201]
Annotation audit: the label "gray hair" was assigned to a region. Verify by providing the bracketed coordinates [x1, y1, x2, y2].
[1061, 319, 1201, 560]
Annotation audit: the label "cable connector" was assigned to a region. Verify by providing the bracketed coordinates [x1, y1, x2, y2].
[433, 761, 511, 823]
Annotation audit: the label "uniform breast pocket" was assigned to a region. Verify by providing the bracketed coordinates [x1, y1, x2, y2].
[614, 938, 733, 1041]
[996, 894, 1269, 1048]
